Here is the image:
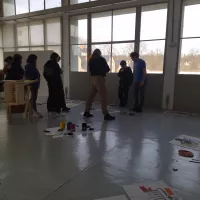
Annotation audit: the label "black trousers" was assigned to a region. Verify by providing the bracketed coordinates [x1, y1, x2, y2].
[47, 81, 66, 113]
[133, 82, 146, 110]
[118, 84, 130, 106]
[30, 87, 38, 112]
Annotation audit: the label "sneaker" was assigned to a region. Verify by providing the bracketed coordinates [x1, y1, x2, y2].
[104, 114, 115, 121]
[62, 107, 71, 112]
[33, 111, 43, 118]
[83, 112, 93, 118]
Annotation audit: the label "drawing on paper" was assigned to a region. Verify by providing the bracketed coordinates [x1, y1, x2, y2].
[123, 181, 182, 200]
[170, 134, 200, 151]
[138, 186, 180, 200]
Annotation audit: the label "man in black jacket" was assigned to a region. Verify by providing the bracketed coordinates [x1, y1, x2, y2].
[118, 60, 133, 107]
[44, 53, 70, 116]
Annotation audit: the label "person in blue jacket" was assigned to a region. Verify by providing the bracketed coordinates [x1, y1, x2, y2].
[25, 54, 42, 118]
[130, 52, 147, 113]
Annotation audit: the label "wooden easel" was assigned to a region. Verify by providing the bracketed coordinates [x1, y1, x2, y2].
[4, 80, 38, 124]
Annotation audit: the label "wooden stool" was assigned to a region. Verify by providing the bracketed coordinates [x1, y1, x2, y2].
[4, 80, 37, 124]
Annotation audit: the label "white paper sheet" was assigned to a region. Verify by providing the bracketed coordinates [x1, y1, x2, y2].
[123, 180, 182, 200]
[95, 195, 127, 200]
[170, 134, 200, 151]
[44, 127, 60, 136]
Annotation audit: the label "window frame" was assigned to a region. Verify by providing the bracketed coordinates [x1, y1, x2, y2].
[3, 0, 62, 16]
[139, 3, 168, 74]
[70, 15, 88, 72]
[2, 18, 62, 64]
[178, 1, 200, 75]
[69, 4, 168, 74]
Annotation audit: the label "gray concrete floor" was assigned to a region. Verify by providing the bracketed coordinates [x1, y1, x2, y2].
[0, 103, 200, 200]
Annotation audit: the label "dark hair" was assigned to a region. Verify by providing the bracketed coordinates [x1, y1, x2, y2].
[130, 52, 139, 58]
[90, 49, 102, 61]
[92, 49, 101, 56]
[4, 56, 12, 63]
[12, 54, 22, 65]
[120, 60, 127, 66]
[27, 54, 37, 65]
[50, 52, 60, 61]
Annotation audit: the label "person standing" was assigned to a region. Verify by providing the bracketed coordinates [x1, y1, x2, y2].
[3, 56, 12, 79]
[84, 49, 115, 121]
[43, 52, 70, 116]
[130, 52, 147, 113]
[6, 54, 24, 80]
[118, 60, 133, 107]
[25, 54, 43, 118]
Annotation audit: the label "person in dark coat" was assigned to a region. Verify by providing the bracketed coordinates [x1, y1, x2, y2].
[43, 52, 70, 116]
[25, 54, 42, 118]
[118, 60, 133, 107]
[6, 54, 24, 80]
[3, 56, 12, 78]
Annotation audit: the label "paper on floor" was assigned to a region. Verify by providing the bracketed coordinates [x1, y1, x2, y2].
[123, 180, 182, 200]
[95, 195, 127, 200]
[44, 127, 60, 136]
[170, 134, 200, 151]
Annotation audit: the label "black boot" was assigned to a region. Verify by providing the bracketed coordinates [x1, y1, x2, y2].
[83, 112, 93, 118]
[62, 107, 71, 112]
[104, 114, 115, 121]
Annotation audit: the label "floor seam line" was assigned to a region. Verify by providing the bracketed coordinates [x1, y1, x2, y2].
[42, 143, 121, 200]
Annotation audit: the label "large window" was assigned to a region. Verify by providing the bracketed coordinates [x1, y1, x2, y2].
[140, 4, 167, 73]
[69, 6, 168, 73]
[2, 18, 61, 62]
[70, 15, 88, 72]
[3, 0, 62, 16]
[179, 3, 200, 74]
[70, 9, 136, 72]
[91, 9, 136, 73]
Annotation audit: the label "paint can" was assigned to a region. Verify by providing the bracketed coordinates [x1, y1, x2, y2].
[60, 122, 65, 130]
[70, 124, 75, 132]
[82, 123, 87, 131]
[67, 122, 72, 130]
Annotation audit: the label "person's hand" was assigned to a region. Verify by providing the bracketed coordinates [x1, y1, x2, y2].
[140, 81, 144, 87]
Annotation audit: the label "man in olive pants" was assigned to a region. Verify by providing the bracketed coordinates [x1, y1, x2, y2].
[84, 48, 115, 121]
[85, 76, 108, 115]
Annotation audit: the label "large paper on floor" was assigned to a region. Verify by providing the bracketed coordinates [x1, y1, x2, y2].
[170, 134, 200, 151]
[123, 180, 182, 200]
[95, 195, 127, 200]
